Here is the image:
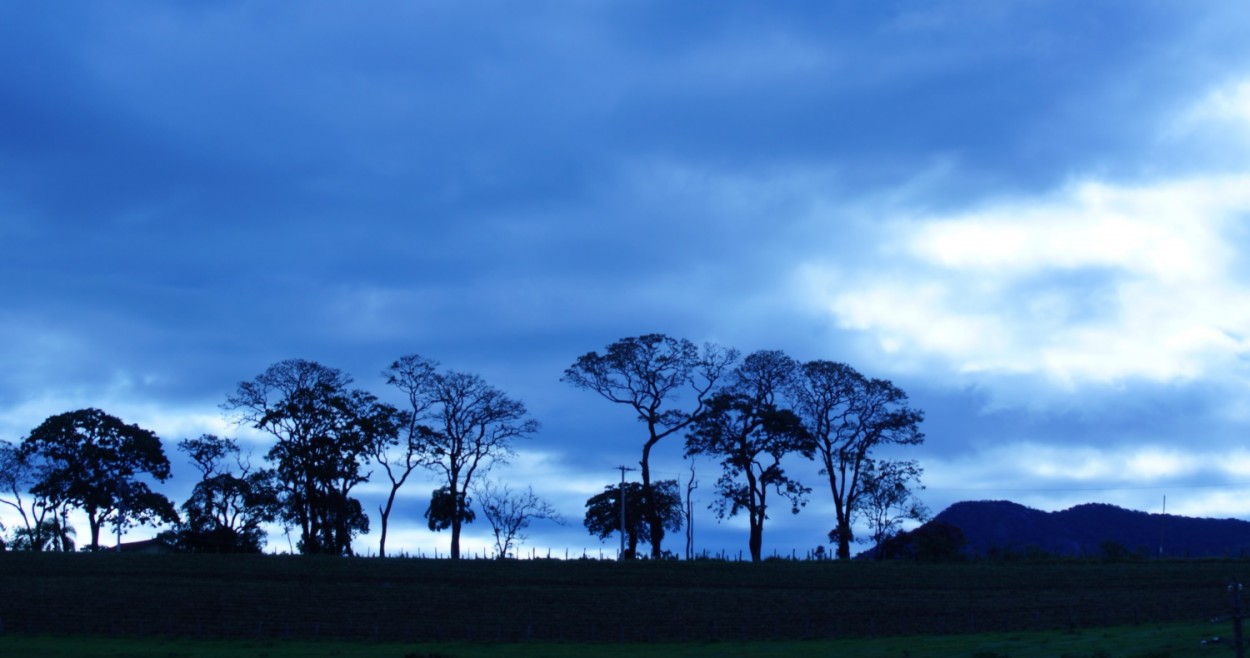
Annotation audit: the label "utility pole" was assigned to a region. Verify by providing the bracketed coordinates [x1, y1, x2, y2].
[615, 465, 635, 561]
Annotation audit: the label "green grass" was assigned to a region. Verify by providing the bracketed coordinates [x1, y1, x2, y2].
[0, 621, 1224, 657]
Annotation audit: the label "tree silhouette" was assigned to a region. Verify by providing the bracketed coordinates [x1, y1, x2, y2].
[791, 362, 925, 560]
[0, 441, 67, 551]
[564, 334, 736, 558]
[164, 434, 279, 553]
[388, 355, 538, 560]
[584, 479, 682, 559]
[18, 408, 177, 551]
[856, 459, 929, 557]
[474, 480, 561, 559]
[224, 359, 400, 555]
[686, 350, 814, 562]
[377, 355, 438, 558]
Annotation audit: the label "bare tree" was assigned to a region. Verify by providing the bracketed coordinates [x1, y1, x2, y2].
[857, 459, 929, 557]
[791, 361, 924, 560]
[564, 334, 736, 558]
[387, 355, 539, 560]
[376, 355, 439, 558]
[473, 480, 561, 559]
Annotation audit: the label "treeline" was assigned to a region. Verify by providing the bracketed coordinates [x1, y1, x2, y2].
[0, 334, 925, 562]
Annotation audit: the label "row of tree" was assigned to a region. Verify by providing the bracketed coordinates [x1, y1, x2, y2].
[566, 335, 926, 561]
[0, 334, 927, 561]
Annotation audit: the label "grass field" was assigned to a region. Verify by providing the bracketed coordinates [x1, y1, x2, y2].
[0, 553, 1243, 648]
[0, 622, 1227, 657]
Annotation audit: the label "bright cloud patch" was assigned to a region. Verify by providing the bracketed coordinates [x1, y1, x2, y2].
[803, 174, 1250, 385]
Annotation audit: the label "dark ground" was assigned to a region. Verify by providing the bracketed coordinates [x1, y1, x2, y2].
[0, 553, 1238, 642]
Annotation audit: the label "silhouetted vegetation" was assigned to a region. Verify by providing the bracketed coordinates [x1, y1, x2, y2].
[685, 350, 814, 562]
[18, 408, 177, 551]
[583, 480, 682, 559]
[564, 334, 738, 559]
[1, 338, 932, 562]
[224, 359, 397, 555]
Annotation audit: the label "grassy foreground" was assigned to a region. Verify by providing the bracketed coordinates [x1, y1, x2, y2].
[0, 621, 1224, 657]
[0, 553, 1240, 642]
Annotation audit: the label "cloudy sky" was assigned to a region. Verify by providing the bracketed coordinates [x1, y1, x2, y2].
[4, 1, 1250, 558]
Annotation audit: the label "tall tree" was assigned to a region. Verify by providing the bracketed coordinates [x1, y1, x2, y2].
[18, 408, 177, 551]
[224, 359, 400, 555]
[583, 479, 682, 559]
[164, 434, 279, 553]
[376, 355, 438, 558]
[563, 334, 736, 558]
[791, 361, 925, 560]
[686, 350, 814, 562]
[856, 459, 929, 557]
[387, 355, 539, 560]
[473, 480, 561, 559]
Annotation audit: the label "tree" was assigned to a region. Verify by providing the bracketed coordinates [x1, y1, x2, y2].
[387, 355, 539, 560]
[224, 359, 400, 555]
[583, 479, 682, 559]
[685, 350, 814, 562]
[0, 440, 64, 551]
[473, 480, 561, 559]
[164, 435, 280, 553]
[791, 362, 925, 560]
[855, 459, 929, 557]
[8, 515, 75, 552]
[375, 355, 437, 558]
[564, 334, 736, 558]
[18, 408, 178, 550]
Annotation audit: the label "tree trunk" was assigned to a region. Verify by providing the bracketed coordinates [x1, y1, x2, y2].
[378, 511, 390, 558]
[641, 440, 663, 559]
[378, 489, 399, 558]
[87, 511, 102, 552]
[450, 515, 462, 560]
[748, 516, 763, 563]
[836, 519, 852, 560]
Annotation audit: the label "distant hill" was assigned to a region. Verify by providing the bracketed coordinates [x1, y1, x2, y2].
[926, 500, 1250, 558]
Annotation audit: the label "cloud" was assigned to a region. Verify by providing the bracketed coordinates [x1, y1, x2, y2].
[799, 172, 1250, 389]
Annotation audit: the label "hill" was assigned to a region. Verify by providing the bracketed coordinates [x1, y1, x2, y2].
[930, 500, 1250, 558]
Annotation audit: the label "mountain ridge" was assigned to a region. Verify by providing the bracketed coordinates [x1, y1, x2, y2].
[924, 500, 1250, 558]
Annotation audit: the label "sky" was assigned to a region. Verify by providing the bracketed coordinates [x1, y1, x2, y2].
[4, 1, 1250, 559]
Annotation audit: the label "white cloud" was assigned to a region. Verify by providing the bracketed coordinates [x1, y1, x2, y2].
[798, 173, 1250, 387]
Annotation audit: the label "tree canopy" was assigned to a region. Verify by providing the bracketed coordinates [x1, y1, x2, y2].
[18, 408, 177, 551]
[584, 479, 682, 559]
[223, 359, 400, 555]
[791, 361, 925, 559]
[686, 350, 814, 562]
[564, 334, 736, 558]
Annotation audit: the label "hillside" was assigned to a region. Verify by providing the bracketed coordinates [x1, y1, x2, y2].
[931, 500, 1250, 558]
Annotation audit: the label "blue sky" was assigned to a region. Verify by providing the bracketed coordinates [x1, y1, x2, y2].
[4, 1, 1250, 558]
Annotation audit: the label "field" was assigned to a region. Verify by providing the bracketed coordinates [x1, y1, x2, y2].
[0, 553, 1244, 648]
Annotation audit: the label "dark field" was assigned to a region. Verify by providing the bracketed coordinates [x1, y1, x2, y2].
[0, 553, 1242, 643]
